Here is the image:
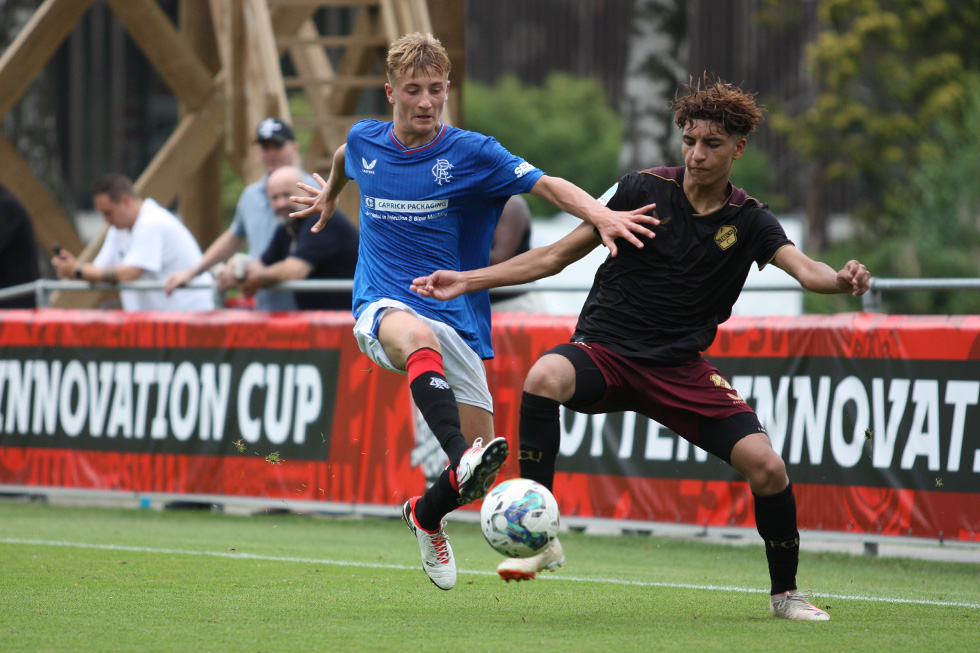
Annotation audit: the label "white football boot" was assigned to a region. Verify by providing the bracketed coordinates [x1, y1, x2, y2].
[770, 591, 830, 621]
[497, 538, 565, 582]
[455, 437, 509, 504]
[402, 497, 456, 590]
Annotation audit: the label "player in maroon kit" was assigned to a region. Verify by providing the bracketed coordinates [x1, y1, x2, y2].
[411, 77, 870, 620]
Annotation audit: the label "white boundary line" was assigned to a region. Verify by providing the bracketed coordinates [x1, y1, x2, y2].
[4, 537, 978, 610]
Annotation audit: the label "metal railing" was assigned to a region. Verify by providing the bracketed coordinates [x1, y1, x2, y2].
[1, 277, 978, 313]
[860, 278, 980, 313]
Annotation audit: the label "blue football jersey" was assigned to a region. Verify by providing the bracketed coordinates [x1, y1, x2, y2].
[345, 120, 544, 358]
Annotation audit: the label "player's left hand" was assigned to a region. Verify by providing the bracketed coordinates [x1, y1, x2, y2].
[411, 270, 466, 301]
[837, 260, 870, 296]
[595, 202, 659, 257]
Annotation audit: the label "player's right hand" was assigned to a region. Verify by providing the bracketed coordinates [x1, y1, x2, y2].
[290, 172, 337, 232]
[594, 202, 659, 257]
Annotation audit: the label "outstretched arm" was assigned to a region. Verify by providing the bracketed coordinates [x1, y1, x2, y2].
[289, 144, 349, 232]
[412, 222, 601, 301]
[772, 245, 870, 296]
[52, 249, 144, 283]
[165, 230, 244, 294]
[239, 257, 313, 297]
[530, 175, 658, 257]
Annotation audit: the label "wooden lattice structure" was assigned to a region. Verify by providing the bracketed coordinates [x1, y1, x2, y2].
[0, 0, 462, 307]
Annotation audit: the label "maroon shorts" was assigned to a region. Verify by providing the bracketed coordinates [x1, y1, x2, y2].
[556, 341, 763, 462]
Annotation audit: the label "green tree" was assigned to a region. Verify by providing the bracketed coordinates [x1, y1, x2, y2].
[778, 0, 979, 227]
[729, 147, 791, 213]
[463, 72, 623, 216]
[776, 0, 980, 313]
[806, 83, 980, 314]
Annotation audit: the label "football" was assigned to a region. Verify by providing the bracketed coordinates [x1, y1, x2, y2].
[480, 478, 560, 558]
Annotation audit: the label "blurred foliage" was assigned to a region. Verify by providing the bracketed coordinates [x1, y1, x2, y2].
[774, 0, 980, 314]
[463, 72, 623, 216]
[805, 83, 980, 314]
[775, 0, 979, 223]
[729, 147, 791, 213]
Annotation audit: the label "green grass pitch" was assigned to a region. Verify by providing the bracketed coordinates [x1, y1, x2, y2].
[1, 501, 977, 652]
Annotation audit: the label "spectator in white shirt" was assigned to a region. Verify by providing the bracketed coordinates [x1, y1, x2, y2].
[52, 174, 214, 311]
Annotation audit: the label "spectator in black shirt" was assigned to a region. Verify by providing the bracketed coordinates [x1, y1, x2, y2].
[240, 166, 358, 310]
[0, 186, 41, 309]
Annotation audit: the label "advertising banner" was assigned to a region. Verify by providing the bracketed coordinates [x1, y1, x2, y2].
[0, 310, 977, 541]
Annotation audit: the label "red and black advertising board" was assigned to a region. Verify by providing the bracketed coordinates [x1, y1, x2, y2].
[1, 310, 977, 541]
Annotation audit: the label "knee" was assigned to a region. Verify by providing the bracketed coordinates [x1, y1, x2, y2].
[750, 452, 789, 495]
[394, 324, 440, 366]
[378, 311, 441, 367]
[405, 323, 440, 352]
[523, 355, 575, 403]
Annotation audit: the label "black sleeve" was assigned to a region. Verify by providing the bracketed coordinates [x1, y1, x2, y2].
[0, 191, 29, 251]
[751, 207, 794, 269]
[603, 172, 642, 212]
[261, 227, 289, 266]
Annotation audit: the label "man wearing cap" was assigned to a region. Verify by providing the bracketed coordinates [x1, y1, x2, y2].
[165, 117, 316, 310]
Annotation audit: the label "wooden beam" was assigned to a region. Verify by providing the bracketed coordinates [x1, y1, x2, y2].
[105, 0, 213, 110]
[288, 21, 337, 165]
[136, 74, 227, 208]
[226, 0, 248, 174]
[331, 6, 386, 115]
[269, 5, 319, 47]
[427, 0, 463, 127]
[248, 0, 291, 120]
[207, 0, 247, 178]
[179, 0, 223, 247]
[0, 133, 109, 308]
[283, 74, 388, 88]
[0, 133, 83, 255]
[0, 0, 94, 119]
[276, 35, 389, 47]
[269, 0, 380, 6]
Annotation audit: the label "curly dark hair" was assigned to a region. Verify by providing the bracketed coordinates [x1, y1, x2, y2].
[670, 75, 764, 138]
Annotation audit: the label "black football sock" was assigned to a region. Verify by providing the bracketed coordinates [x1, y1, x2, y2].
[407, 348, 469, 468]
[518, 391, 562, 491]
[413, 467, 460, 530]
[754, 482, 800, 596]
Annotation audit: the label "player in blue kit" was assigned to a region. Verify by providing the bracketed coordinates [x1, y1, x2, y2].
[289, 32, 657, 591]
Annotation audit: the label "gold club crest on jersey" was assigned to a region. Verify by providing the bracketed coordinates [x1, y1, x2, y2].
[714, 225, 737, 250]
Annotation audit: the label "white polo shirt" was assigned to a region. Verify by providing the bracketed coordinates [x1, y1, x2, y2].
[94, 198, 215, 311]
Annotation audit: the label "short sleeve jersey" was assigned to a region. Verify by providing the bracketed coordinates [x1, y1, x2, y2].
[573, 167, 793, 365]
[93, 198, 215, 312]
[344, 120, 544, 358]
[230, 172, 314, 312]
[261, 210, 359, 311]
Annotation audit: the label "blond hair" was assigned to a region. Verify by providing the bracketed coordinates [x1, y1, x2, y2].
[386, 32, 451, 84]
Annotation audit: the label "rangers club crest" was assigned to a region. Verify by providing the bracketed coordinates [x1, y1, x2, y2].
[432, 159, 453, 185]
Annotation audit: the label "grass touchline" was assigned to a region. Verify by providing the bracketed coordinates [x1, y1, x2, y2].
[5, 536, 978, 611]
